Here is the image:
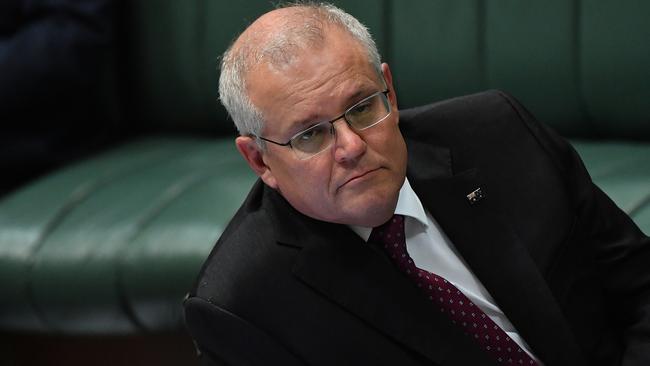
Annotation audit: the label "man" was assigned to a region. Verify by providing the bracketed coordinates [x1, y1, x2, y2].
[184, 3, 650, 365]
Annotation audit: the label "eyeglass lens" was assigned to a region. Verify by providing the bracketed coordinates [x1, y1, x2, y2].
[291, 91, 390, 159]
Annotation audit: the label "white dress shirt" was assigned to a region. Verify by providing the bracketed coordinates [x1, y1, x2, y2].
[350, 178, 541, 363]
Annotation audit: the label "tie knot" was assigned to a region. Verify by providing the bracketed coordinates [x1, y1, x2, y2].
[368, 214, 408, 258]
[369, 214, 404, 241]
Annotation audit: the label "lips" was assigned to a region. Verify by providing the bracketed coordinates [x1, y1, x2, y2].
[338, 168, 381, 190]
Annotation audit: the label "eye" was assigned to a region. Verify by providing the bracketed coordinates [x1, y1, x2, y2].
[292, 123, 331, 154]
[348, 101, 372, 117]
[297, 126, 323, 142]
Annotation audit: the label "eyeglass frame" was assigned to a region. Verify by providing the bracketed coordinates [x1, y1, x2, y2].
[253, 89, 391, 159]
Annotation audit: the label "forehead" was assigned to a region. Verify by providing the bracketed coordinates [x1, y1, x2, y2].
[246, 27, 381, 136]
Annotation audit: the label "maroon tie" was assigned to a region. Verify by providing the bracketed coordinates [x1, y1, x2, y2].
[368, 215, 539, 365]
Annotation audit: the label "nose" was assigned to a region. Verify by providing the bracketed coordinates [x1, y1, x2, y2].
[332, 119, 366, 163]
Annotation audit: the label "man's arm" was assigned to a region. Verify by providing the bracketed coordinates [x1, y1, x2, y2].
[184, 296, 305, 366]
[589, 186, 650, 365]
[500, 91, 650, 365]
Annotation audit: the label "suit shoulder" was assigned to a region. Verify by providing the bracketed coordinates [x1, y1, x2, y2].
[401, 90, 581, 182]
[189, 180, 274, 295]
[400, 90, 507, 117]
[400, 90, 576, 163]
[400, 90, 521, 138]
[189, 181, 304, 308]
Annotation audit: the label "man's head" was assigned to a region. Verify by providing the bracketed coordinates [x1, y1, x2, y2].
[220, 3, 407, 227]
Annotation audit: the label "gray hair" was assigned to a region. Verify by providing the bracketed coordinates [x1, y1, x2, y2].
[218, 2, 382, 147]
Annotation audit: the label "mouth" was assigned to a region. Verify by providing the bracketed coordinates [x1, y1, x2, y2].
[338, 168, 382, 191]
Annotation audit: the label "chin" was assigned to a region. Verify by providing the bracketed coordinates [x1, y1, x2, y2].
[341, 192, 399, 227]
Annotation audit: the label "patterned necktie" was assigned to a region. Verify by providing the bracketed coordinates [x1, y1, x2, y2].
[368, 215, 539, 365]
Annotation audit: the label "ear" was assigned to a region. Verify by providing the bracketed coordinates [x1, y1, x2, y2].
[235, 136, 278, 189]
[381, 63, 398, 111]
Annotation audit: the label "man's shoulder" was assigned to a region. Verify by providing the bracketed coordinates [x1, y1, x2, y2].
[399, 89, 566, 164]
[189, 181, 274, 292]
[400, 90, 525, 138]
[401, 89, 507, 118]
[189, 180, 307, 302]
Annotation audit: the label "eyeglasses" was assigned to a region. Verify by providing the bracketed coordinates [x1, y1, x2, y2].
[255, 90, 391, 160]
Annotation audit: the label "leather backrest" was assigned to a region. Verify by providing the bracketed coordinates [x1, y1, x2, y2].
[121, 0, 650, 139]
[390, 0, 650, 139]
[122, 2, 272, 134]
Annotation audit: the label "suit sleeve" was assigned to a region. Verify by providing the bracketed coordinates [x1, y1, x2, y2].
[184, 296, 305, 366]
[498, 91, 650, 366]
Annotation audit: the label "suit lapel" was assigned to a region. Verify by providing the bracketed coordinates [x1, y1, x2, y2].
[408, 144, 585, 365]
[291, 221, 495, 365]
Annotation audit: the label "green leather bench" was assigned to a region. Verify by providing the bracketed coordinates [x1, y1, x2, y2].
[1, 0, 649, 338]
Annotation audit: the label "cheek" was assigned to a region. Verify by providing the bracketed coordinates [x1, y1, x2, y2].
[368, 121, 406, 160]
[275, 159, 335, 209]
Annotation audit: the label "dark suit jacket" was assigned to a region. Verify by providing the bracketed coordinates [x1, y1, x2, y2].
[184, 90, 650, 366]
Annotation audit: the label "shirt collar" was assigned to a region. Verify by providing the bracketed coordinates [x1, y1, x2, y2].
[349, 178, 429, 242]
